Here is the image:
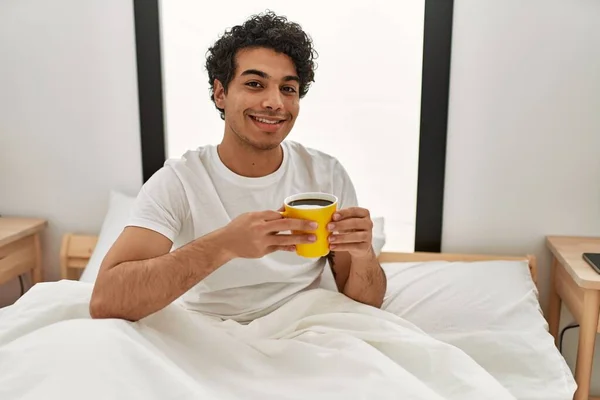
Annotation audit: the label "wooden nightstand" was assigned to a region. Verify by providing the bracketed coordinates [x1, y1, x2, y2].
[547, 235, 600, 400]
[0, 217, 48, 293]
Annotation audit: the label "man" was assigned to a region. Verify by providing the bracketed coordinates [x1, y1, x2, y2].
[90, 11, 386, 322]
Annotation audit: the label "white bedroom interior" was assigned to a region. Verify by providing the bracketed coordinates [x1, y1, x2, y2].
[1, 0, 600, 397]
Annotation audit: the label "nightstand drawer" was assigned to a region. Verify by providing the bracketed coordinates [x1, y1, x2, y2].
[0, 235, 36, 285]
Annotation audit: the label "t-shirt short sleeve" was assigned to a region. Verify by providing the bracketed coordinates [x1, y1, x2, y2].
[127, 166, 190, 242]
[333, 160, 359, 210]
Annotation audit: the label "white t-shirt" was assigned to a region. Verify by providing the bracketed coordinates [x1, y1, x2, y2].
[127, 140, 358, 322]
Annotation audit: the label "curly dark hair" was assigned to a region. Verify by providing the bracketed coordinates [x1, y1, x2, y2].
[205, 11, 318, 120]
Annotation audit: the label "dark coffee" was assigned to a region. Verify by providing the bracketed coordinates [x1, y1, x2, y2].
[288, 198, 334, 208]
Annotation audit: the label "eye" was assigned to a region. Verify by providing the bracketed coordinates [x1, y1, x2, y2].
[245, 81, 263, 89]
[282, 86, 298, 94]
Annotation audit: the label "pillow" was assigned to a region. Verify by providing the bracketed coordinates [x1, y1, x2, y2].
[381, 259, 542, 332]
[371, 216, 386, 256]
[380, 260, 576, 400]
[78, 191, 136, 282]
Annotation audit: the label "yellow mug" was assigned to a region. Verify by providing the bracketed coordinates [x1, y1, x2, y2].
[281, 192, 338, 258]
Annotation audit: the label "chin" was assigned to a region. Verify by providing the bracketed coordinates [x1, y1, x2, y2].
[237, 133, 283, 151]
[249, 139, 283, 151]
[246, 131, 289, 151]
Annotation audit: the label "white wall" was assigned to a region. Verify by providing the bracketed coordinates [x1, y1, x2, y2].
[0, 0, 143, 306]
[444, 0, 600, 384]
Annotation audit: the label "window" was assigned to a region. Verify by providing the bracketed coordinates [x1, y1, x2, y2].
[158, 1, 426, 252]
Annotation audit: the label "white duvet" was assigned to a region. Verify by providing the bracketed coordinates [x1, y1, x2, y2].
[0, 280, 561, 400]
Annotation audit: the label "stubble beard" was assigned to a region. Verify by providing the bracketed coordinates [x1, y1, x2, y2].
[230, 121, 282, 152]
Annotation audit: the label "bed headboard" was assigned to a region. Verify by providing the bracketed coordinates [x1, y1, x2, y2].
[59, 233, 538, 287]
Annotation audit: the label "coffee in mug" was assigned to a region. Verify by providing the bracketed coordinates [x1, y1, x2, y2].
[287, 198, 334, 208]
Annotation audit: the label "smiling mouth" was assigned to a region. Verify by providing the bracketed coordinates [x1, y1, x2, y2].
[249, 115, 286, 125]
[248, 115, 287, 133]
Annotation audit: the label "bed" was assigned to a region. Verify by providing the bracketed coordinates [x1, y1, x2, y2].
[0, 192, 576, 400]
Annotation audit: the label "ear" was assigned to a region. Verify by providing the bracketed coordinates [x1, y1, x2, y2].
[213, 79, 226, 109]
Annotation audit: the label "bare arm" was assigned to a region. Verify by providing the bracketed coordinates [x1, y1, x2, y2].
[329, 249, 386, 308]
[90, 211, 317, 321]
[90, 226, 232, 321]
[326, 207, 387, 308]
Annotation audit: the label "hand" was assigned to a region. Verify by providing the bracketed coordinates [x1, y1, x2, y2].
[327, 207, 374, 258]
[219, 211, 318, 259]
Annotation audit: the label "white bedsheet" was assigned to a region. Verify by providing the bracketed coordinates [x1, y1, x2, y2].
[378, 260, 577, 400]
[0, 281, 567, 400]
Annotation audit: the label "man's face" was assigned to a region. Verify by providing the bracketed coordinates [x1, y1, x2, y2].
[214, 47, 300, 151]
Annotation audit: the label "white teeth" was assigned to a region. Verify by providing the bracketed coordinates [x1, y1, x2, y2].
[253, 117, 280, 124]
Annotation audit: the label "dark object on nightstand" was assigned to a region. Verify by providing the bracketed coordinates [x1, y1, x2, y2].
[583, 253, 600, 275]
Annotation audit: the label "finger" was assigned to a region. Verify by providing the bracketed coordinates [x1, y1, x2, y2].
[329, 242, 372, 252]
[268, 245, 296, 253]
[258, 210, 285, 221]
[270, 233, 317, 246]
[328, 231, 370, 244]
[268, 218, 318, 233]
[277, 205, 285, 212]
[327, 218, 372, 233]
[332, 207, 370, 221]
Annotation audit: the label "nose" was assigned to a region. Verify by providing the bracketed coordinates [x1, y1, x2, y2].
[261, 86, 284, 111]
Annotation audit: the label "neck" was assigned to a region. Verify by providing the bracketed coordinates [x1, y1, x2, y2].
[217, 133, 283, 178]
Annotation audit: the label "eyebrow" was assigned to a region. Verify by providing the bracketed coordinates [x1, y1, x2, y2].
[240, 69, 300, 84]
